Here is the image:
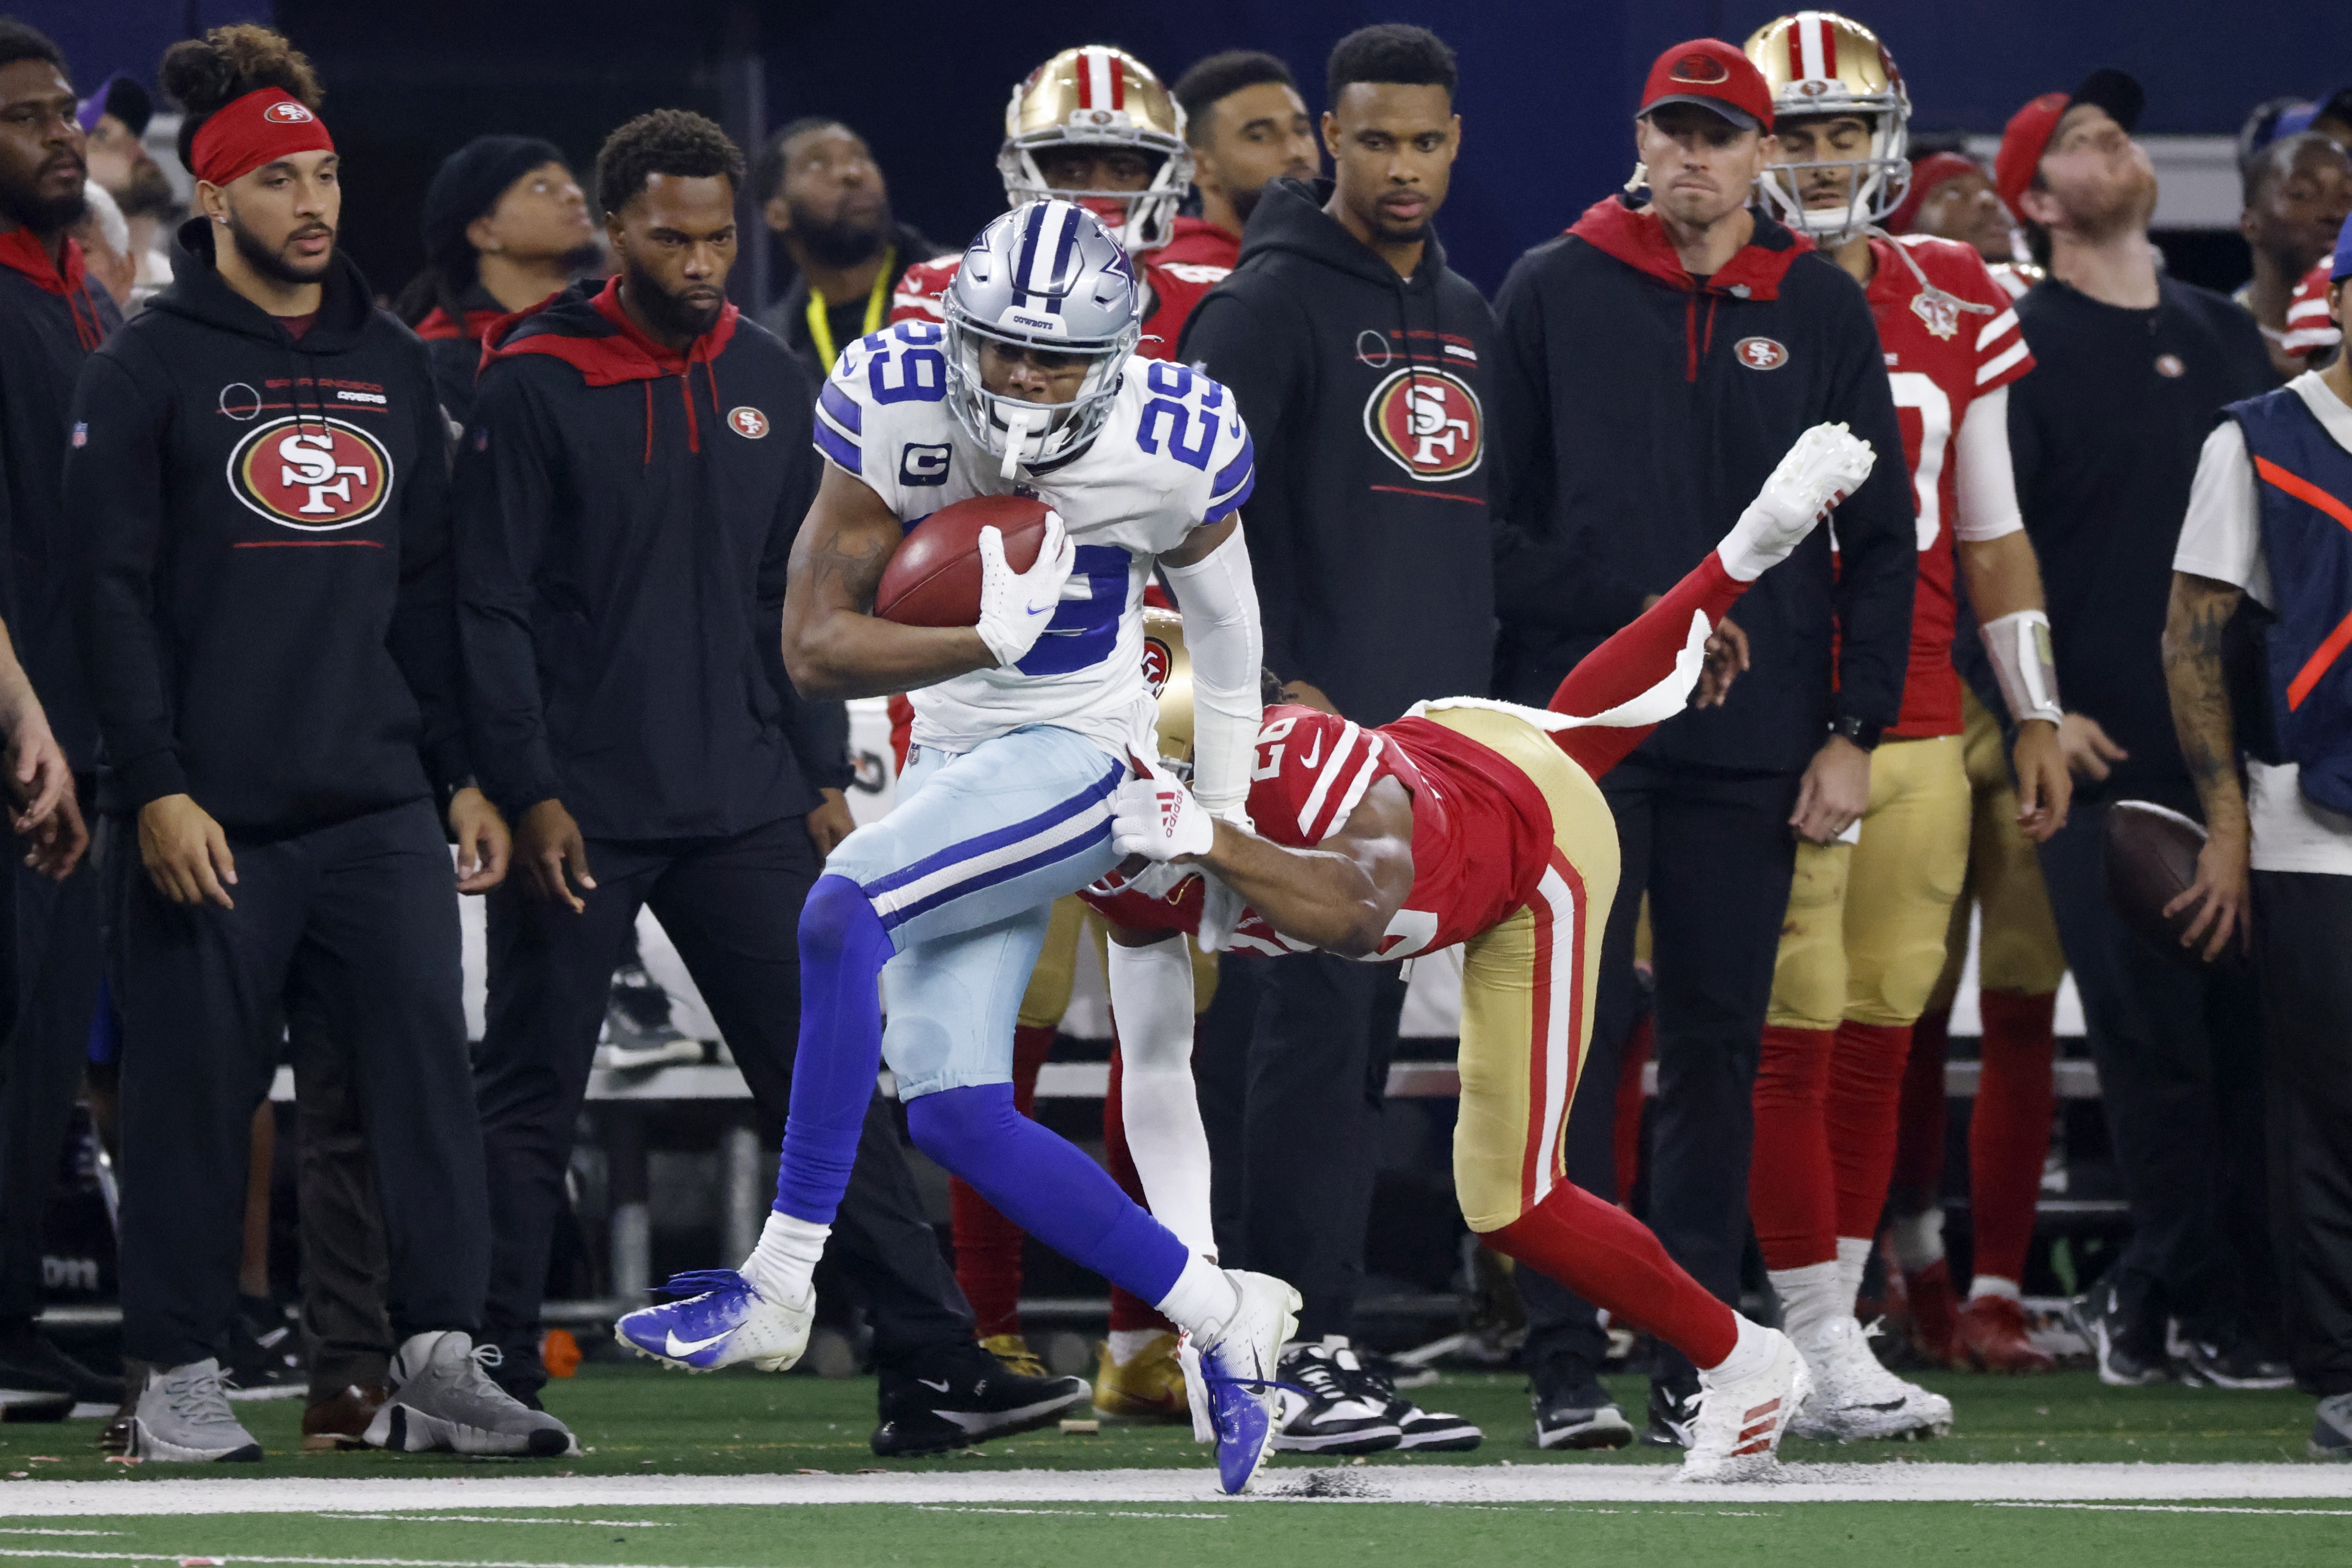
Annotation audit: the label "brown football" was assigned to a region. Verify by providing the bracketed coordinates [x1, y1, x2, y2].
[872, 494, 1052, 629]
[2102, 799, 2244, 969]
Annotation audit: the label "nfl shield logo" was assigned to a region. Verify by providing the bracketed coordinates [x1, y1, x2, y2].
[1911, 286, 1961, 341]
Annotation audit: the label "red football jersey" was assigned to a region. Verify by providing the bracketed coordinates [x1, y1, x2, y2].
[890, 242, 1221, 363]
[2282, 259, 2338, 363]
[1084, 705, 1553, 960]
[1865, 234, 2036, 738]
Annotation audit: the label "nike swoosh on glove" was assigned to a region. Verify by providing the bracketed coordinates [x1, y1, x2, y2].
[1717, 421, 1878, 582]
[1111, 766, 1215, 863]
[975, 509, 1076, 666]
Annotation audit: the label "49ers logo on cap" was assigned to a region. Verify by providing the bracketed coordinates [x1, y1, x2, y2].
[1670, 51, 1731, 83]
[1734, 337, 1789, 370]
[262, 101, 315, 124]
[225, 416, 394, 530]
[1362, 367, 1483, 481]
[728, 406, 769, 439]
[1141, 634, 1173, 699]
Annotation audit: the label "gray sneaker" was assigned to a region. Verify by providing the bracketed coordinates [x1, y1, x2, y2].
[363, 1332, 573, 1456]
[2313, 1392, 2352, 1461]
[127, 1358, 262, 1462]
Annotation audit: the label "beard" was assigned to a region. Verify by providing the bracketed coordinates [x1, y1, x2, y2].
[227, 203, 335, 286]
[0, 171, 87, 235]
[623, 255, 724, 339]
[2061, 163, 2159, 245]
[113, 158, 176, 214]
[1230, 181, 1270, 227]
[789, 200, 891, 268]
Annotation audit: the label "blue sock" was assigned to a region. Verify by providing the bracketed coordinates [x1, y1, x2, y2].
[906, 1084, 1190, 1305]
[775, 874, 892, 1225]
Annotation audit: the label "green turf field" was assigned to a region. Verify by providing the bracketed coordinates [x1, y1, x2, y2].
[0, 1362, 2340, 1568]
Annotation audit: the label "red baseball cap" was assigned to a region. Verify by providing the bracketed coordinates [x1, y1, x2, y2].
[1886, 151, 1991, 235]
[1638, 39, 1774, 133]
[1995, 68, 2145, 217]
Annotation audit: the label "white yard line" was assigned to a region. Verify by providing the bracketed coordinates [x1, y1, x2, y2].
[0, 1464, 2349, 1516]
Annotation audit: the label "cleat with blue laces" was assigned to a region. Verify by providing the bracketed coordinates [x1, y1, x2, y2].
[1185, 1269, 1303, 1495]
[614, 1269, 810, 1373]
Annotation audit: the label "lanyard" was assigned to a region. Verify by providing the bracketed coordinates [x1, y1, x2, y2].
[805, 245, 894, 369]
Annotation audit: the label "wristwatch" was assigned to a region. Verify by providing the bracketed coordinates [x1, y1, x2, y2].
[1828, 715, 1883, 752]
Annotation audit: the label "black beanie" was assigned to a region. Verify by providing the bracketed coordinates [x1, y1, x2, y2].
[421, 135, 568, 275]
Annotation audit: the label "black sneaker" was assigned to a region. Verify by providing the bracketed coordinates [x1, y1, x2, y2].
[0, 1321, 119, 1407]
[597, 964, 702, 1071]
[1334, 1340, 1480, 1452]
[2066, 1285, 2169, 1387]
[2312, 1393, 2352, 1460]
[1531, 1372, 1635, 1451]
[2175, 1334, 2294, 1391]
[1353, 1346, 1440, 1391]
[224, 1296, 304, 1392]
[1640, 1368, 1700, 1450]
[869, 1340, 1090, 1457]
[1269, 1340, 1401, 1454]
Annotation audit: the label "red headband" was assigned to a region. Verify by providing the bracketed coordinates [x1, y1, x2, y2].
[189, 88, 334, 189]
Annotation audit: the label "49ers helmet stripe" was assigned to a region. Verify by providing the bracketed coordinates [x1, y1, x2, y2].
[1789, 12, 1836, 83]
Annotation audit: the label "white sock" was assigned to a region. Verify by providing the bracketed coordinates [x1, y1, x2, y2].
[743, 1210, 826, 1309]
[1836, 1235, 1873, 1312]
[1768, 1259, 1844, 1348]
[1889, 1208, 1945, 1273]
[1107, 1328, 1166, 1365]
[1154, 1255, 1240, 1338]
[1700, 1313, 1777, 1385]
[1968, 1274, 2022, 1303]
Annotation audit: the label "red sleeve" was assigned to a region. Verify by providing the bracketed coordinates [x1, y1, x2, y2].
[1948, 245, 2034, 396]
[1244, 708, 1395, 847]
[2284, 260, 2340, 358]
[890, 258, 957, 325]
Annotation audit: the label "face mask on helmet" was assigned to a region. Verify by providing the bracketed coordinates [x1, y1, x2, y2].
[997, 45, 1194, 255]
[1758, 107, 1912, 243]
[943, 199, 1142, 477]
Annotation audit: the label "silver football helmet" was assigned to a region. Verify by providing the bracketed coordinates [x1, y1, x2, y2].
[943, 199, 1142, 475]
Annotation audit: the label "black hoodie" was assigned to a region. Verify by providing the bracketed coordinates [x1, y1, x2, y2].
[65, 220, 468, 835]
[1177, 177, 1497, 726]
[455, 277, 843, 841]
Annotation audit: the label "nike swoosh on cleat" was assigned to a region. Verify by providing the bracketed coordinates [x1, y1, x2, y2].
[1862, 1399, 1910, 1412]
[918, 1377, 951, 1393]
[664, 1329, 732, 1358]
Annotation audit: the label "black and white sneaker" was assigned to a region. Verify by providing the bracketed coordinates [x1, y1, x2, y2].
[1334, 1340, 1481, 1452]
[595, 963, 704, 1071]
[1269, 1340, 1400, 1454]
[224, 1295, 304, 1394]
[1530, 1371, 1635, 1450]
[2175, 1333, 2294, 1391]
[870, 1340, 1090, 1456]
[1640, 1368, 1701, 1450]
[2312, 1392, 2352, 1461]
[2066, 1285, 2169, 1387]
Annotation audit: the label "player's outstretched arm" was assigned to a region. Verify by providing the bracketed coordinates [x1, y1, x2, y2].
[781, 464, 1009, 700]
[1113, 768, 1416, 958]
[1159, 517, 1263, 821]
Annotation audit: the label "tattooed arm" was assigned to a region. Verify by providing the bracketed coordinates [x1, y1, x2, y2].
[781, 463, 998, 700]
[2159, 570, 2252, 960]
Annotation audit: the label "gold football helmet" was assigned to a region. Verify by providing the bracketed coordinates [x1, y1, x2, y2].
[998, 45, 1193, 254]
[1744, 12, 1911, 242]
[1140, 606, 1194, 774]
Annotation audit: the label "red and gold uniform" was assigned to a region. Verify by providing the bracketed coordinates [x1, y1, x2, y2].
[2282, 258, 2339, 367]
[891, 239, 1225, 363]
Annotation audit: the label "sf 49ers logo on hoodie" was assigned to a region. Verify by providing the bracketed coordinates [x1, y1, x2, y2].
[1362, 366, 1483, 481]
[225, 416, 395, 530]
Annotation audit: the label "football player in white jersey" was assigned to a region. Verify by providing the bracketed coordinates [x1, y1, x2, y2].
[616, 200, 1298, 1494]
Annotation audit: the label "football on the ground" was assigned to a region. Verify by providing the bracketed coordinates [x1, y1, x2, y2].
[2102, 799, 2243, 968]
[872, 494, 1052, 628]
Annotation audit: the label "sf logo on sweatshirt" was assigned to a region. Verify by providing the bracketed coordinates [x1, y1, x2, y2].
[1362, 367, 1483, 481]
[227, 417, 395, 530]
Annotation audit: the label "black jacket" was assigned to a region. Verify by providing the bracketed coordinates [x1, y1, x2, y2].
[0, 230, 120, 771]
[2009, 276, 2275, 797]
[1177, 178, 1496, 726]
[756, 222, 947, 379]
[413, 280, 506, 427]
[65, 220, 468, 834]
[456, 278, 844, 841]
[1490, 195, 1916, 774]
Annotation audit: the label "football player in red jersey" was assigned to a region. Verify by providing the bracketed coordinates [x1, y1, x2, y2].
[891, 46, 1222, 360]
[1741, 11, 2074, 1425]
[1087, 421, 1878, 1480]
[1166, 50, 1319, 274]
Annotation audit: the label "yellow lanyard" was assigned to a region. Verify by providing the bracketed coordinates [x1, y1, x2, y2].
[805, 245, 894, 369]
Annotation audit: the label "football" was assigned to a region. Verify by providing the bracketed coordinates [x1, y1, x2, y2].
[871, 494, 1053, 628]
[2102, 800, 2245, 969]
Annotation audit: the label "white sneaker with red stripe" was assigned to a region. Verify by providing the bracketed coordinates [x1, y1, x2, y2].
[1680, 1328, 1809, 1482]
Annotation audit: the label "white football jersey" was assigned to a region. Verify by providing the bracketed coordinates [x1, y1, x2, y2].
[814, 319, 1254, 757]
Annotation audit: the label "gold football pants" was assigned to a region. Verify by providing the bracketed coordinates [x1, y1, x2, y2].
[1923, 691, 2067, 1008]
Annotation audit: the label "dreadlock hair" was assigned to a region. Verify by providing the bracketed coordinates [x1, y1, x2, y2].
[596, 109, 744, 217]
[159, 24, 324, 177]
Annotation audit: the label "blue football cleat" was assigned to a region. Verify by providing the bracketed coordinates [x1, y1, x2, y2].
[1184, 1270, 1302, 1494]
[614, 1270, 811, 1373]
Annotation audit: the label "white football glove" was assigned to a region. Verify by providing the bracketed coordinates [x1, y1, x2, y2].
[1111, 762, 1216, 863]
[1717, 421, 1878, 581]
[974, 509, 1075, 667]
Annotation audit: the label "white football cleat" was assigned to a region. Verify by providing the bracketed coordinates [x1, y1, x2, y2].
[1186, 1270, 1302, 1494]
[1789, 1316, 1953, 1441]
[614, 1270, 811, 1373]
[1681, 1326, 1809, 1482]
